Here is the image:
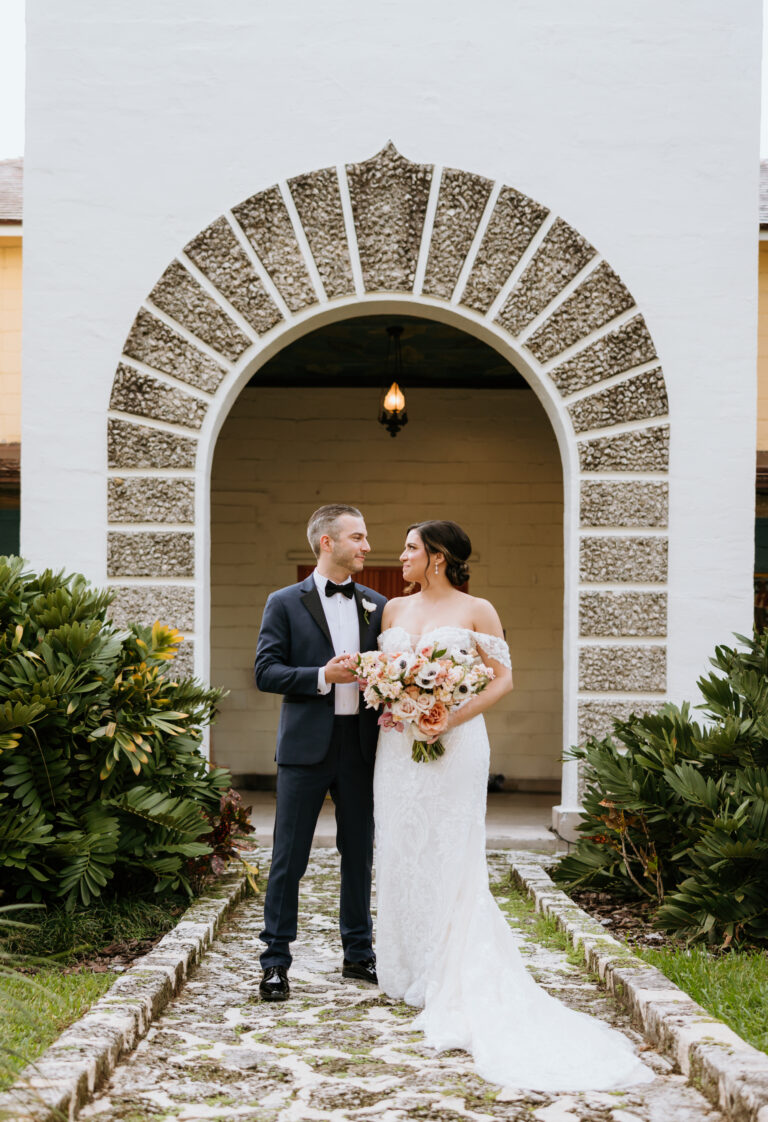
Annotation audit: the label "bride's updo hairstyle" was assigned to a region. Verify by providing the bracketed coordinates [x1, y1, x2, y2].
[408, 520, 471, 589]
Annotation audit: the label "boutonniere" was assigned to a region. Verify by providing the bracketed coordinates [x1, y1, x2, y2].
[362, 598, 377, 625]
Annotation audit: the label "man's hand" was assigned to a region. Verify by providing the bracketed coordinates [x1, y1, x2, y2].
[324, 653, 358, 684]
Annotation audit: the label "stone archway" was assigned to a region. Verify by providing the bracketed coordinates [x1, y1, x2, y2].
[105, 143, 669, 835]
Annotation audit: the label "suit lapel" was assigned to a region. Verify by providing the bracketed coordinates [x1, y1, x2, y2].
[355, 586, 380, 650]
[300, 579, 333, 646]
[354, 586, 367, 649]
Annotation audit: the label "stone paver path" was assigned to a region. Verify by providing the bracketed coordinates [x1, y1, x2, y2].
[81, 850, 724, 1122]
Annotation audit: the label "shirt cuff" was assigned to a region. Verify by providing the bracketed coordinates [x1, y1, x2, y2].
[317, 667, 331, 695]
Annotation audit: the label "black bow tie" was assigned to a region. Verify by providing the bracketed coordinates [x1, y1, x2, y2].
[325, 580, 355, 599]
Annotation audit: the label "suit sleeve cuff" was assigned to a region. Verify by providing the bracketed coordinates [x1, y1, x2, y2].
[317, 667, 331, 694]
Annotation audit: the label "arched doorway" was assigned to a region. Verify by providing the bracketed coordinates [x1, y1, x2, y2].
[105, 144, 670, 836]
[209, 314, 564, 793]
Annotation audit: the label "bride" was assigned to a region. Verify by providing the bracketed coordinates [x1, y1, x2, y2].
[372, 519, 653, 1090]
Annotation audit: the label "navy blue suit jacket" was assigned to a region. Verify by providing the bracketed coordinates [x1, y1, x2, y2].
[254, 574, 387, 765]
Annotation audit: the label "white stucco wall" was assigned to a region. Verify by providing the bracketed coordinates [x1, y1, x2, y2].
[22, 0, 761, 710]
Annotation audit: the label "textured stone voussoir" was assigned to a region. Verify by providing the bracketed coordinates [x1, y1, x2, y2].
[184, 217, 282, 335]
[288, 167, 355, 299]
[579, 591, 667, 637]
[581, 481, 668, 528]
[579, 645, 666, 692]
[548, 314, 657, 396]
[578, 426, 669, 473]
[495, 218, 596, 337]
[569, 368, 668, 433]
[578, 699, 662, 741]
[107, 419, 197, 470]
[110, 364, 207, 430]
[107, 532, 194, 578]
[525, 263, 636, 363]
[346, 142, 433, 293]
[148, 261, 251, 362]
[580, 535, 668, 583]
[108, 585, 195, 631]
[232, 185, 317, 313]
[123, 308, 227, 394]
[421, 167, 493, 300]
[168, 639, 194, 677]
[108, 477, 195, 524]
[461, 185, 549, 313]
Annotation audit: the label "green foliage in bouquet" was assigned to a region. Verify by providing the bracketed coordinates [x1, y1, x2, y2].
[554, 631, 768, 946]
[0, 556, 247, 909]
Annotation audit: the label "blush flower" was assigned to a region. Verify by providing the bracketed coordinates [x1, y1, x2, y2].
[378, 710, 404, 732]
[390, 694, 420, 722]
[416, 701, 449, 738]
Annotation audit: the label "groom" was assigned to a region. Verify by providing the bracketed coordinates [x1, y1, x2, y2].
[254, 504, 387, 1001]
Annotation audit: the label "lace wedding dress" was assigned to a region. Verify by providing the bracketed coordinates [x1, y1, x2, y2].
[373, 625, 653, 1091]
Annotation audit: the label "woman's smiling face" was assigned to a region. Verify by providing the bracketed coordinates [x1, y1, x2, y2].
[400, 529, 430, 583]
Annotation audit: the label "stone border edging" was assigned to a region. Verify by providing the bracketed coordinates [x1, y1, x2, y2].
[508, 851, 768, 1122]
[0, 867, 249, 1122]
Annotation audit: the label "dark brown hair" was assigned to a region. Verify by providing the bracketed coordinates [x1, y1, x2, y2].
[407, 520, 471, 590]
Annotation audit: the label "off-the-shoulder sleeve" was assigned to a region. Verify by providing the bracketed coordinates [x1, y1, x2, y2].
[472, 631, 512, 669]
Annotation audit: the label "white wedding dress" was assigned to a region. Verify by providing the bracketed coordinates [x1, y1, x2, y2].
[373, 625, 653, 1091]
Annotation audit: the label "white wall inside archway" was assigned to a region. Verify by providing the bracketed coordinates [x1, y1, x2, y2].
[210, 378, 563, 788]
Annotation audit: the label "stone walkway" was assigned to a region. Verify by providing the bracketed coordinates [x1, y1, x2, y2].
[81, 850, 724, 1122]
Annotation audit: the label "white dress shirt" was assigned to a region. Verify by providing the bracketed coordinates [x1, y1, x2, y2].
[314, 569, 360, 715]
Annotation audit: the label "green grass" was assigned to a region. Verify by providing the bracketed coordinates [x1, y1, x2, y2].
[490, 880, 582, 964]
[0, 892, 189, 1093]
[638, 945, 768, 1056]
[1, 895, 187, 962]
[0, 969, 116, 1091]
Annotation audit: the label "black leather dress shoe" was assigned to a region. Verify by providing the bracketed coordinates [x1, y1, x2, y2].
[342, 957, 378, 985]
[259, 965, 290, 1001]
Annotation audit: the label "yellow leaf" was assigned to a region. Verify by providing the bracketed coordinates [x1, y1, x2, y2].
[240, 859, 260, 894]
[106, 721, 117, 738]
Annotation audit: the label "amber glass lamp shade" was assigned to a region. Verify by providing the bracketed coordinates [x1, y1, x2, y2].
[378, 326, 408, 437]
[379, 381, 408, 437]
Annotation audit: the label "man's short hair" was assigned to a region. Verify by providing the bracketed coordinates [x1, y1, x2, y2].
[307, 504, 363, 557]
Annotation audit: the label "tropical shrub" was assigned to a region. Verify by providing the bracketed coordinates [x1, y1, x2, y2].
[554, 631, 768, 946]
[0, 556, 247, 909]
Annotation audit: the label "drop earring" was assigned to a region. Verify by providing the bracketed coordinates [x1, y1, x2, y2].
[435, 562, 439, 575]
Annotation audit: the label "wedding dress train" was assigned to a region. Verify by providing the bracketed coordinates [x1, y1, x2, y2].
[373, 626, 653, 1091]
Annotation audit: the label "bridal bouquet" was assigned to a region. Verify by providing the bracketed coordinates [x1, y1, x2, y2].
[348, 641, 494, 763]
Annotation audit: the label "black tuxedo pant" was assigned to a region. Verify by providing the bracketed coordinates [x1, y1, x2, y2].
[260, 715, 375, 969]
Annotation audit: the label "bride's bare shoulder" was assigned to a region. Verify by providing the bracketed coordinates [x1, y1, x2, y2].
[382, 595, 414, 626]
[468, 596, 504, 635]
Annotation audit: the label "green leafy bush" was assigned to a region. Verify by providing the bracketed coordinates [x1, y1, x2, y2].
[0, 556, 246, 909]
[554, 631, 768, 946]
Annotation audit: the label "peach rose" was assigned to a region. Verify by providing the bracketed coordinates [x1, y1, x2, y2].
[416, 701, 449, 738]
